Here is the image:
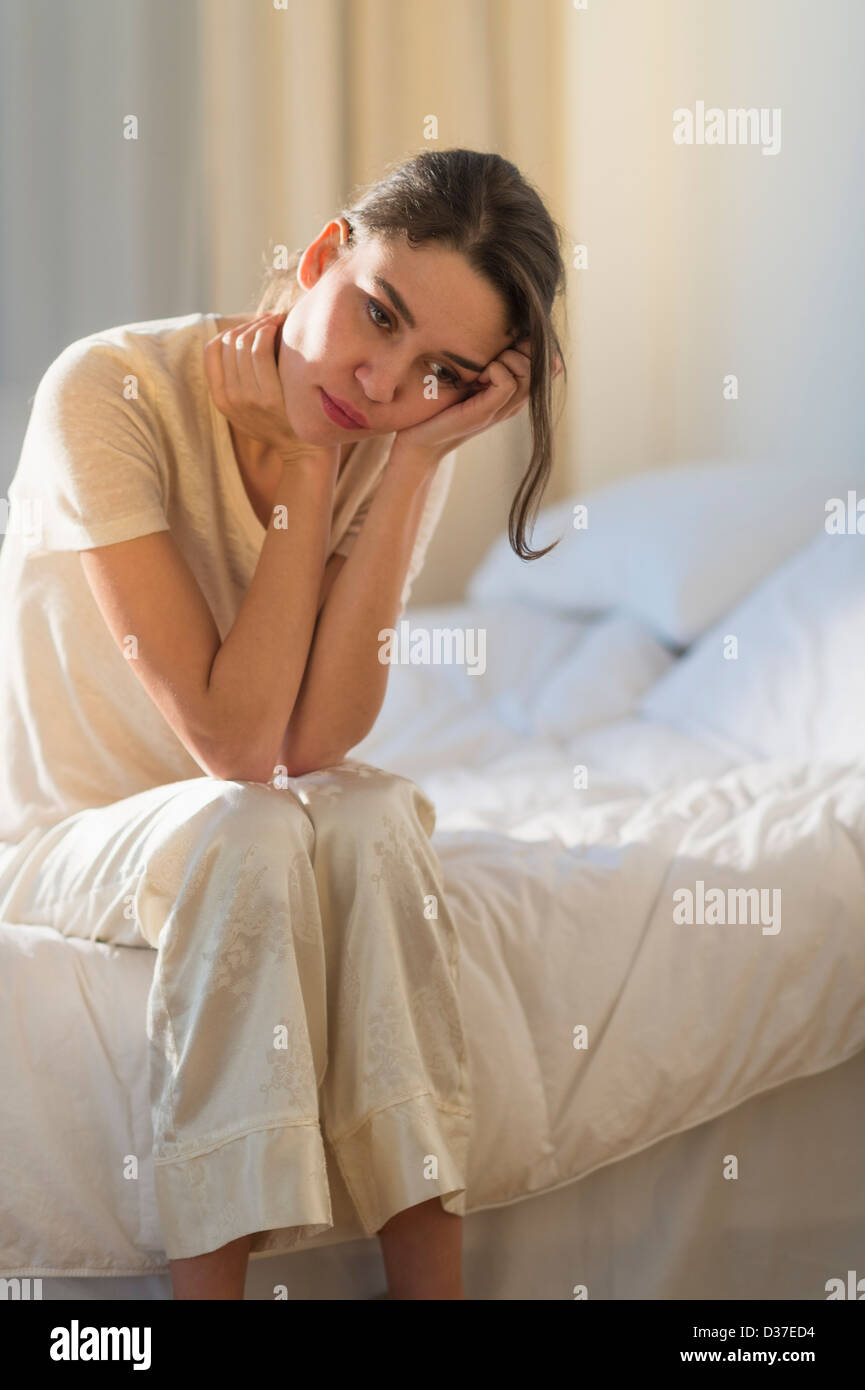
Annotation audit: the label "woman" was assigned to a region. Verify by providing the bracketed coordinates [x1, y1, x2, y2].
[0, 148, 566, 1299]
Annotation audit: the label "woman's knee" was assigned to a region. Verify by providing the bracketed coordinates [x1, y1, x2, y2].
[217, 778, 312, 835]
[135, 778, 314, 936]
[191, 776, 311, 837]
[294, 762, 436, 843]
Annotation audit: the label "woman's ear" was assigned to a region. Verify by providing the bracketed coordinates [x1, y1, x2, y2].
[296, 217, 352, 290]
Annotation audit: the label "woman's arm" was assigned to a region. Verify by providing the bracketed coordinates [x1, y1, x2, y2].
[203, 315, 541, 778]
[275, 339, 549, 776]
[276, 442, 439, 776]
[78, 450, 340, 785]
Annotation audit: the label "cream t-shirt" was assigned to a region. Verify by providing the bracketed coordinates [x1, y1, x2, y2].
[0, 312, 455, 843]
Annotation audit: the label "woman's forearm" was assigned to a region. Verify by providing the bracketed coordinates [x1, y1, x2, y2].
[277, 444, 440, 775]
[204, 453, 339, 781]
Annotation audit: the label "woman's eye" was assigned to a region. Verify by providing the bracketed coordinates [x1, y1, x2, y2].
[366, 298, 390, 329]
[365, 297, 462, 388]
[430, 363, 461, 388]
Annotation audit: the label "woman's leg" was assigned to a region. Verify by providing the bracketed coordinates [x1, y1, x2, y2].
[0, 767, 471, 1298]
[138, 780, 334, 1275]
[169, 1234, 253, 1300]
[377, 1199, 464, 1300]
[167, 1200, 465, 1301]
[0, 776, 335, 1290]
[290, 760, 473, 1297]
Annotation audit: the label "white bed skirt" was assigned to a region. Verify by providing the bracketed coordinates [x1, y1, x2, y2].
[32, 1045, 865, 1301]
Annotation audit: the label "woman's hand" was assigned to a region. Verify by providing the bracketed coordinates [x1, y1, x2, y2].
[204, 311, 337, 465]
[391, 338, 563, 467]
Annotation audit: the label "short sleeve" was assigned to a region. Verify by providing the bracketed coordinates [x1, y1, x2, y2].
[10, 338, 170, 554]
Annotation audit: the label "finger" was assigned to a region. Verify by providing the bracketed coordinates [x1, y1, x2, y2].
[220, 313, 277, 400]
[218, 323, 244, 400]
[245, 319, 284, 399]
[231, 316, 275, 400]
[496, 350, 561, 422]
[461, 364, 514, 419]
[465, 359, 520, 430]
[494, 345, 531, 383]
[507, 341, 563, 382]
[203, 331, 228, 406]
[507, 339, 563, 383]
[248, 322, 280, 398]
[490, 354, 533, 424]
[477, 358, 519, 394]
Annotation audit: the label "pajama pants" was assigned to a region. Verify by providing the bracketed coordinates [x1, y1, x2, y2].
[0, 761, 472, 1261]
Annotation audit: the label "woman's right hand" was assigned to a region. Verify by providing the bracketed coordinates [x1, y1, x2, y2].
[204, 312, 338, 466]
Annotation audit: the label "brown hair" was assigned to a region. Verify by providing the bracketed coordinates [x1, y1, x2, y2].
[254, 148, 568, 560]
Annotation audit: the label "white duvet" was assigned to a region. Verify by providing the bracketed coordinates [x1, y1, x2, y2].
[2, 599, 864, 1275]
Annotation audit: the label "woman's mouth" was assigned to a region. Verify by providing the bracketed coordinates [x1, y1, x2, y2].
[320, 389, 369, 430]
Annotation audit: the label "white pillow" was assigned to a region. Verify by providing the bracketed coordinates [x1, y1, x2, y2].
[639, 528, 865, 761]
[467, 458, 865, 647]
[529, 612, 676, 740]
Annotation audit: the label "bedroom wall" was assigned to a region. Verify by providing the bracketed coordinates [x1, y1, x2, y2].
[560, 0, 865, 500]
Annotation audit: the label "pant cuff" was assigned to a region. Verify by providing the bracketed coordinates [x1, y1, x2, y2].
[154, 1119, 332, 1261]
[329, 1092, 472, 1237]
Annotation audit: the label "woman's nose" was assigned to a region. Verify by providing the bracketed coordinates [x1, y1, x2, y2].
[355, 366, 398, 406]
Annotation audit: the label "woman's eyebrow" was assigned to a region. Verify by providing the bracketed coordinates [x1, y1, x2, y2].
[371, 275, 486, 373]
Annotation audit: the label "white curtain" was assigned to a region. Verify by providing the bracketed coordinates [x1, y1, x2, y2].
[0, 0, 208, 493]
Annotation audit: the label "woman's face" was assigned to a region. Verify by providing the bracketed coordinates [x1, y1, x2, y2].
[274, 220, 514, 445]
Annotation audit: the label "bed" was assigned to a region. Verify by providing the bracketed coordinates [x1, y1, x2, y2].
[2, 457, 864, 1300]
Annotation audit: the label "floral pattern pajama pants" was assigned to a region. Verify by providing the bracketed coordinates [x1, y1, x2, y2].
[0, 761, 472, 1260]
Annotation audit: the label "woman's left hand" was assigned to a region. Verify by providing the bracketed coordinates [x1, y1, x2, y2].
[391, 338, 561, 465]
